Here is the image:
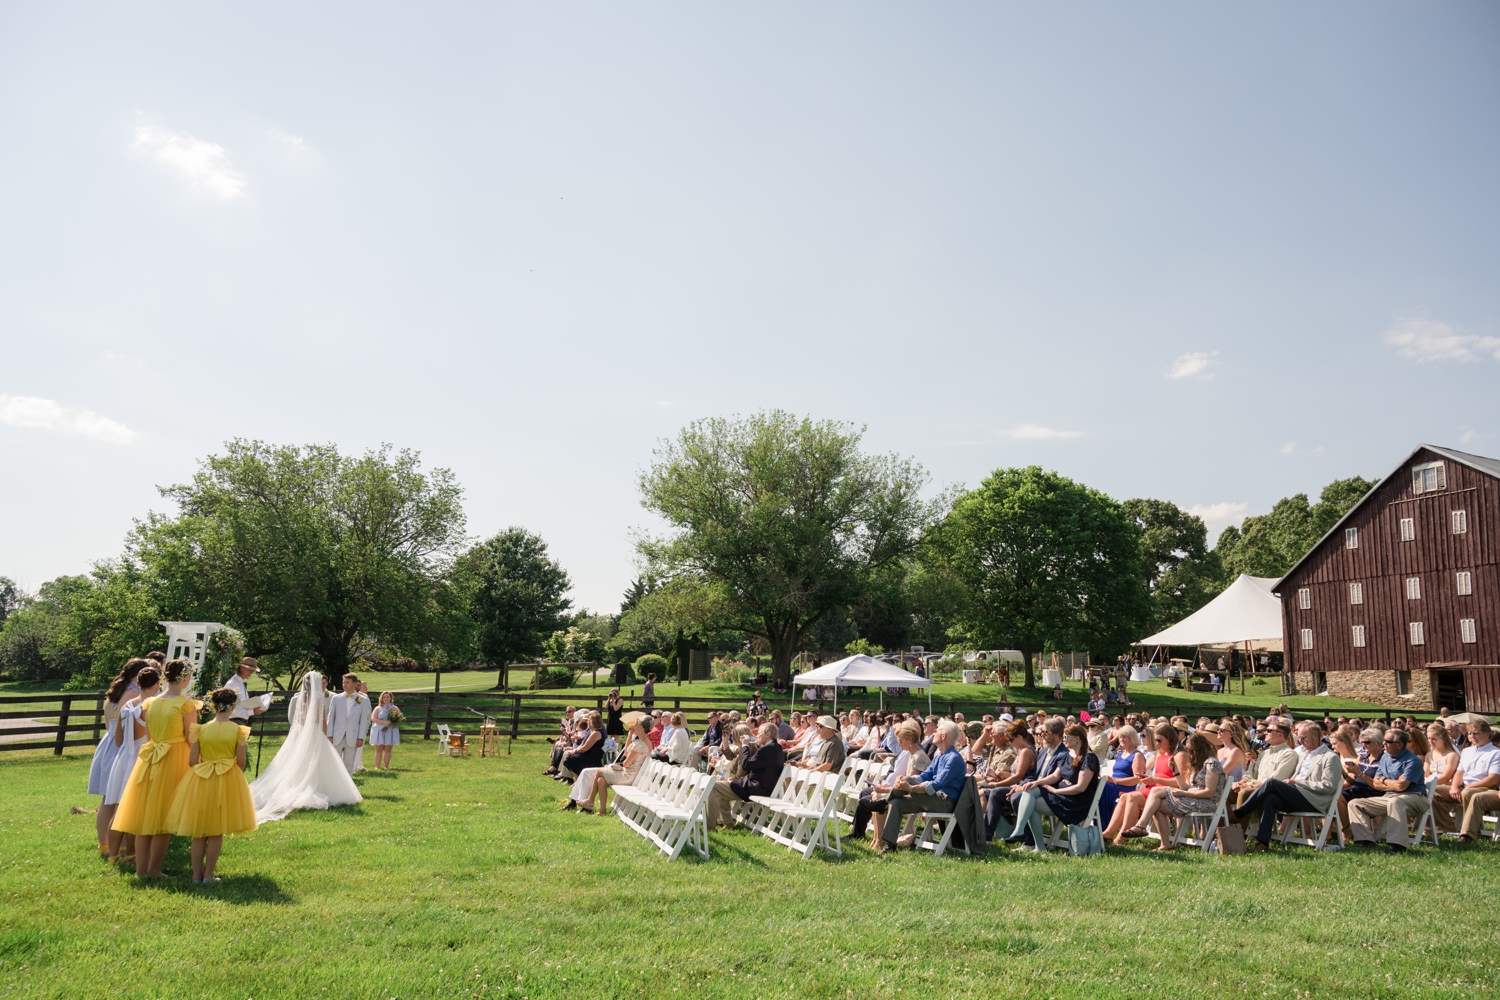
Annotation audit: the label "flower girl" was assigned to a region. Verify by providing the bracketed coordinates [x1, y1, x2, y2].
[105, 665, 161, 864]
[166, 687, 257, 883]
[111, 659, 199, 878]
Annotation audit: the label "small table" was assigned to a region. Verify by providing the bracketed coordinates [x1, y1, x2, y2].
[1041, 669, 1064, 688]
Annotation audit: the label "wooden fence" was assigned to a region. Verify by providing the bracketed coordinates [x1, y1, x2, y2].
[1, 690, 1459, 755]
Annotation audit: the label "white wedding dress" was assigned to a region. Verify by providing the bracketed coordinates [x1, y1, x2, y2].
[250, 672, 363, 822]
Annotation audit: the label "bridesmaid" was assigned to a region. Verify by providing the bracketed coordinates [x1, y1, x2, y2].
[105, 666, 160, 863]
[166, 687, 257, 883]
[89, 659, 147, 853]
[368, 691, 400, 769]
[112, 659, 199, 878]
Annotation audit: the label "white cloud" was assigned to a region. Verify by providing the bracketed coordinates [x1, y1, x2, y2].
[1189, 501, 1248, 533]
[1005, 424, 1082, 440]
[1385, 318, 1500, 364]
[134, 125, 245, 199]
[1280, 441, 1297, 455]
[1459, 427, 1479, 444]
[655, 400, 674, 407]
[0, 394, 136, 444]
[1167, 351, 1217, 380]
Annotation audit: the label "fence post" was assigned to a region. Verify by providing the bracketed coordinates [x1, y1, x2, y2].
[54, 696, 72, 756]
[91, 694, 104, 743]
[423, 693, 435, 741]
[511, 696, 521, 742]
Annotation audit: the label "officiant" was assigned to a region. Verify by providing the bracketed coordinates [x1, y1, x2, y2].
[226, 657, 268, 725]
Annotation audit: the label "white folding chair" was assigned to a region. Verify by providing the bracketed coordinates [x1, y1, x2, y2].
[1169, 769, 1233, 852]
[1408, 778, 1441, 848]
[1044, 756, 1113, 851]
[1278, 792, 1344, 851]
[436, 724, 452, 755]
[766, 770, 845, 859]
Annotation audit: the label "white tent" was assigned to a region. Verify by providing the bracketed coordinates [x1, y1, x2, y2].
[1137, 574, 1283, 649]
[791, 654, 932, 714]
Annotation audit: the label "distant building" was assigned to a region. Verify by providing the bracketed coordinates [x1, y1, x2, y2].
[1277, 444, 1498, 712]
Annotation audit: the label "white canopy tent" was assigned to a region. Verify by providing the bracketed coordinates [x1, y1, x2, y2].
[790, 654, 933, 714]
[1135, 574, 1283, 688]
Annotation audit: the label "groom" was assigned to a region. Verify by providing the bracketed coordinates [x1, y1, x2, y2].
[326, 673, 371, 775]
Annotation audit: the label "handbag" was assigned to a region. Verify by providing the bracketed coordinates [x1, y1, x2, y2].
[1068, 824, 1104, 857]
[1215, 823, 1247, 856]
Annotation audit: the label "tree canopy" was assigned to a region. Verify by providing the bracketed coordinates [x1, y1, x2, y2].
[1214, 476, 1378, 579]
[638, 411, 941, 682]
[1122, 498, 1224, 637]
[934, 467, 1150, 687]
[457, 527, 573, 688]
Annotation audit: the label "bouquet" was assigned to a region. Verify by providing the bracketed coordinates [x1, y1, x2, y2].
[386, 705, 405, 725]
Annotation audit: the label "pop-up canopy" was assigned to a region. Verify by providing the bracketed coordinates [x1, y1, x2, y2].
[1137, 574, 1283, 649]
[791, 654, 932, 713]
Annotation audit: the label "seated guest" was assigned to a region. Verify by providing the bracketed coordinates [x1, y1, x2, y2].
[796, 716, 846, 772]
[982, 725, 1036, 840]
[1123, 733, 1223, 851]
[1097, 724, 1145, 830]
[696, 711, 723, 755]
[1427, 723, 1462, 834]
[1348, 728, 1427, 853]
[771, 710, 794, 741]
[1215, 722, 1251, 783]
[647, 712, 664, 748]
[1338, 728, 1386, 834]
[558, 715, 605, 784]
[851, 721, 929, 839]
[1107, 724, 1186, 845]
[703, 723, 758, 827]
[1085, 715, 1110, 760]
[565, 714, 652, 814]
[1229, 720, 1299, 832]
[918, 715, 941, 758]
[730, 723, 787, 801]
[544, 706, 579, 775]
[1006, 725, 1100, 852]
[654, 712, 693, 765]
[1452, 720, 1500, 843]
[1227, 722, 1342, 851]
[872, 720, 967, 854]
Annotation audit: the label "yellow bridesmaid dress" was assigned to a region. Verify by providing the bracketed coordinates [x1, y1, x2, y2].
[166, 721, 257, 837]
[111, 694, 200, 836]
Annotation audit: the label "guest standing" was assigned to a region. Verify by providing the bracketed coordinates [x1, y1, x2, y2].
[106, 666, 161, 863]
[112, 659, 200, 878]
[165, 687, 257, 883]
[89, 659, 147, 853]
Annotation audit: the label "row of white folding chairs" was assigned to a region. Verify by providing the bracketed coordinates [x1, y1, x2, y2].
[833, 757, 889, 827]
[610, 759, 712, 861]
[736, 765, 845, 858]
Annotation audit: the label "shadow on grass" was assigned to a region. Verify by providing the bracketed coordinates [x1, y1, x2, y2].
[359, 793, 404, 802]
[135, 872, 295, 905]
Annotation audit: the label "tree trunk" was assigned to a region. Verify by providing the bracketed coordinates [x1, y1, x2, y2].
[768, 618, 800, 685]
[1021, 639, 1037, 690]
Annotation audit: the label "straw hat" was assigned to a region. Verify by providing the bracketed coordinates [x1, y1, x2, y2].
[622, 711, 652, 730]
[238, 656, 260, 673]
[1172, 719, 1193, 734]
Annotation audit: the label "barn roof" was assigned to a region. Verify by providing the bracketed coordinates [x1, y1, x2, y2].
[1274, 443, 1500, 591]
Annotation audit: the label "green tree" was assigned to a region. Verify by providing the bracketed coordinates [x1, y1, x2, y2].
[639, 411, 940, 684]
[936, 467, 1149, 688]
[1122, 498, 1224, 635]
[0, 577, 22, 627]
[135, 440, 468, 685]
[0, 577, 91, 682]
[459, 527, 572, 689]
[1215, 476, 1378, 579]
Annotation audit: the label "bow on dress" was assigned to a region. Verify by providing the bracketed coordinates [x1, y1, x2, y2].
[133, 738, 184, 784]
[192, 758, 239, 778]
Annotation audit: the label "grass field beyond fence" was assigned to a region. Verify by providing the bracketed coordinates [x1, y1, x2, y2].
[0, 738, 1494, 1000]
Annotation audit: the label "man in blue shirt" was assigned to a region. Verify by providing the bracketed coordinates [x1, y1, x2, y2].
[1347, 728, 1428, 854]
[873, 719, 966, 853]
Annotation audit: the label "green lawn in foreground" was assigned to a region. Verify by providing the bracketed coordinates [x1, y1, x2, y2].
[1, 740, 1493, 1000]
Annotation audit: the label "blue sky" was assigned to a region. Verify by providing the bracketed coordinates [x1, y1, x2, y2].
[2, 3, 1497, 612]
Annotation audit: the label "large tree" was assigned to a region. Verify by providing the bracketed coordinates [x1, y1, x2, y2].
[1122, 498, 1224, 636]
[639, 411, 939, 684]
[936, 467, 1149, 688]
[1214, 476, 1378, 579]
[457, 527, 572, 689]
[136, 440, 468, 684]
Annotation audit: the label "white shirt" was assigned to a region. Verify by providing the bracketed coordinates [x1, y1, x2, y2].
[225, 673, 256, 721]
[1457, 742, 1500, 785]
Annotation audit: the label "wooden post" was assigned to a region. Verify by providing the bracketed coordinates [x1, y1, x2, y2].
[91, 694, 104, 743]
[54, 696, 72, 756]
[509, 695, 521, 755]
[423, 692, 435, 741]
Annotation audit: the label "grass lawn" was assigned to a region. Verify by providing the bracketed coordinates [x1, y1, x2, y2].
[1, 740, 1494, 1000]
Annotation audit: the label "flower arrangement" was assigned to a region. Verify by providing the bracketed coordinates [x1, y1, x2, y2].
[386, 704, 406, 726]
[193, 627, 246, 698]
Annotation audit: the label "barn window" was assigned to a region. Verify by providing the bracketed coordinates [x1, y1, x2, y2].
[1412, 461, 1446, 494]
[1452, 510, 1468, 534]
[1409, 621, 1425, 646]
[1406, 577, 1422, 600]
[1349, 582, 1364, 605]
[1461, 619, 1477, 644]
[1400, 517, 1415, 542]
[1345, 527, 1359, 549]
[1456, 571, 1473, 596]
[1301, 628, 1314, 650]
[1298, 587, 1311, 609]
[1396, 670, 1411, 695]
[1352, 624, 1366, 647]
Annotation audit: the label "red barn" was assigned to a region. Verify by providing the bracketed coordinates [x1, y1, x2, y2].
[1277, 444, 1499, 712]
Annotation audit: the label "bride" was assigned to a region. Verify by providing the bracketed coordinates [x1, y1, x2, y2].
[250, 671, 362, 822]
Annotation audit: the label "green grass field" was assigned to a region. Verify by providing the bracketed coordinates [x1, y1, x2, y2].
[1, 737, 1493, 1000]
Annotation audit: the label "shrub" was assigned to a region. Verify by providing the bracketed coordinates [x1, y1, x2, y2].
[844, 638, 882, 657]
[532, 665, 574, 689]
[712, 659, 753, 685]
[634, 654, 670, 680]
